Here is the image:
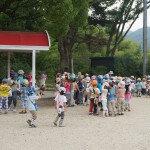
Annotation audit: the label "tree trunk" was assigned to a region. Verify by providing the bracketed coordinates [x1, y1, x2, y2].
[106, 34, 113, 56]
[58, 26, 77, 73]
[58, 37, 70, 73]
[111, 46, 117, 56]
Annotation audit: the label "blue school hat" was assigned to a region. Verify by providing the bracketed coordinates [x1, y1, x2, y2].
[101, 79, 106, 84]
[97, 75, 103, 83]
[2, 78, 8, 83]
[12, 72, 18, 78]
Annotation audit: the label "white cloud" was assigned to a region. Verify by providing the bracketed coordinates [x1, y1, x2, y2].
[129, 8, 150, 31]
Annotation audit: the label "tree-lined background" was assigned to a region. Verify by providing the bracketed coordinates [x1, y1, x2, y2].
[0, 0, 150, 80]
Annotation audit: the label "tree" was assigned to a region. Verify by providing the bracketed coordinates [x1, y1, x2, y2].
[44, 0, 90, 73]
[0, 0, 46, 31]
[114, 39, 142, 76]
[77, 25, 108, 53]
[89, 0, 150, 56]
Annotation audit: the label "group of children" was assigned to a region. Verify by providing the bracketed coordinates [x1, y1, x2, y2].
[54, 71, 145, 119]
[0, 69, 47, 128]
[1, 69, 150, 128]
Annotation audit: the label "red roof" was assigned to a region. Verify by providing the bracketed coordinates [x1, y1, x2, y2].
[0, 31, 50, 51]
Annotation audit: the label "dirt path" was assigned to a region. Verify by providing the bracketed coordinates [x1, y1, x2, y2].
[0, 96, 150, 150]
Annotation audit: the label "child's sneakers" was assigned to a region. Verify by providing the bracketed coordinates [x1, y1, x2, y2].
[27, 120, 32, 126]
[4, 111, 8, 114]
[53, 122, 57, 126]
[30, 124, 37, 128]
[27, 120, 37, 128]
[13, 107, 17, 112]
[19, 110, 27, 114]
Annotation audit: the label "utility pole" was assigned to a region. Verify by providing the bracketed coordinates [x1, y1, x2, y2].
[143, 0, 148, 76]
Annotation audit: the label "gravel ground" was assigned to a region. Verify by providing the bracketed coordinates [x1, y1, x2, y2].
[0, 96, 150, 150]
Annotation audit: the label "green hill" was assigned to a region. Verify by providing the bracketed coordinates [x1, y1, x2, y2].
[126, 27, 150, 48]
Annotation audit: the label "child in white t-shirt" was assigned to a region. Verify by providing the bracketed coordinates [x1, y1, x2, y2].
[53, 87, 67, 127]
[101, 85, 109, 117]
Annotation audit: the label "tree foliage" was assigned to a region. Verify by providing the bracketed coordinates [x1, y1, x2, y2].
[0, 0, 148, 77]
[42, 0, 90, 73]
[0, 0, 46, 31]
[114, 39, 143, 76]
[89, 0, 150, 56]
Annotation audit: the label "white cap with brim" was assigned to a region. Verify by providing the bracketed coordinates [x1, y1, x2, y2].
[108, 71, 113, 75]
[84, 77, 91, 83]
[23, 79, 29, 86]
[56, 78, 61, 83]
[59, 87, 66, 94]
[18, 69, 24, 74]
[118, 81, 125, 88]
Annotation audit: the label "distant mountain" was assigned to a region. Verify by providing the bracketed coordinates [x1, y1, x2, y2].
[126, 27, 150, 48]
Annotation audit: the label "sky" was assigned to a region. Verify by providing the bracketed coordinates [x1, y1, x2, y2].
[128, 8, 150, 31]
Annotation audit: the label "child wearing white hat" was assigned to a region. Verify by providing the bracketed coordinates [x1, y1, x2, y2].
[136, 78, 142, 97]
[101, 85, 109, 117]
[53, 87, 67, 127]
[116, 81, 126, 115]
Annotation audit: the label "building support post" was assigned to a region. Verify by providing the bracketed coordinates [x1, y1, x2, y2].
[8, 52, 10, 78]
[32, 50, 36, 87]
